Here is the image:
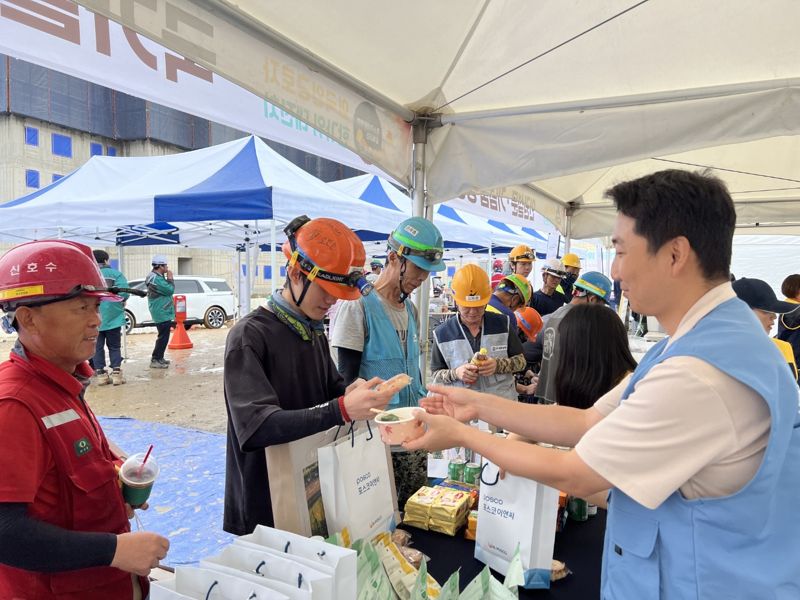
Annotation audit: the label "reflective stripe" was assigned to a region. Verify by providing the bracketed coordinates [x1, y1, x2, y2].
[41, 408, 80, 429]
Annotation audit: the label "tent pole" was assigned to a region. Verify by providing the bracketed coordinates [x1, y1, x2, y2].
[488, 242, 493, 274]
[236, 247, 243, 319]
[270, 220, 278, 296]
[411, 123, 432, 384]
[118, 244, 128, 361]
[564, 213, 572, 255]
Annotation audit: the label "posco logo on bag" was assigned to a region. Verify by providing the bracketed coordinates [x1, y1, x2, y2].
[356, 471, 381, 495]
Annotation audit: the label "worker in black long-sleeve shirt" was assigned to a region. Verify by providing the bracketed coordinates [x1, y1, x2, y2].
[223, 216, 394, 535]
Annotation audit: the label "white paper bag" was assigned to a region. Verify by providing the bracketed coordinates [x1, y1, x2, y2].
[201, 544, 332, 600]
[150, 566, 289, 600]
[474, 461, 559, 589]
[236, 525, 356, 599]
[266, 425, 343, 537]
[318, 423, 397, 541]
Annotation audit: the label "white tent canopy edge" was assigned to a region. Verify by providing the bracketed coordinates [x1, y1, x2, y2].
[71, 0, 800, 239]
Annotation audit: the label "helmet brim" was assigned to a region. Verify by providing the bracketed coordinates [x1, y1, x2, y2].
[86, 290, 124, 303]
[316, 279, 362, 301]
[406, 255, 446, 272]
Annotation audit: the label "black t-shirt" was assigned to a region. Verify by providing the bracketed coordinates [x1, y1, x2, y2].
[530, 289, 566, 317]
[223, 307, 346, 535]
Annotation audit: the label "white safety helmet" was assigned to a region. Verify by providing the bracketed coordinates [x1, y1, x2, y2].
[151, 254, 168, 266]
[542, 258, 565, 278]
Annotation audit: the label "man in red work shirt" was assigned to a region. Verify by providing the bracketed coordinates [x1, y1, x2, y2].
[0, 240, 169, 599]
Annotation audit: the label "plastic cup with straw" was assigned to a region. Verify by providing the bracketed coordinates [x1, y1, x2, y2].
[119, 445, 159, 509]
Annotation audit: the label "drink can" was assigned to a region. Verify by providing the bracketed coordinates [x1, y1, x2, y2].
[568, 496, 588, 522]
[463, 462, 482, 485]
[448, 458, 466, 482]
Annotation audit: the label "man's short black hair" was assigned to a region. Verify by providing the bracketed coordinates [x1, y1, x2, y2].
[93, 249, 109, 264]
[605, 169, 735, 281]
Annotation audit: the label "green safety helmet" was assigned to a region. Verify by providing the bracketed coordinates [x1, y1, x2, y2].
[387, 217, 445, 272]
[498, 274, 531, 305]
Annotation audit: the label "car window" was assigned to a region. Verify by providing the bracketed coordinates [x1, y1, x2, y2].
[174, 279, 202, 294]
[205, 280, 232, 292]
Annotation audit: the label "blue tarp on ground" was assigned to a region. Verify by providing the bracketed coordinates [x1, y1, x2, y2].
[98, 417, 234, 567]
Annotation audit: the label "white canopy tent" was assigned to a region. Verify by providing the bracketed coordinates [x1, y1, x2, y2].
[74, 0, 800, 239]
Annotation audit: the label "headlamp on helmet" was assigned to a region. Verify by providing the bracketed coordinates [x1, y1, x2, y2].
[387, 234, 444, 263]
[284, 215, 372, 297]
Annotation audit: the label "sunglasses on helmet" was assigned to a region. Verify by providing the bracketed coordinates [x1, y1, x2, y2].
[512, 251, 534, 261]
[572, 288, 589, 298]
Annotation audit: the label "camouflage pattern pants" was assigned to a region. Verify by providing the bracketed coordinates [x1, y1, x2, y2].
[391, 449, 429, 510]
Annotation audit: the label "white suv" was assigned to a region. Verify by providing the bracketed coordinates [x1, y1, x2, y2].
[123, 276, 236, 333]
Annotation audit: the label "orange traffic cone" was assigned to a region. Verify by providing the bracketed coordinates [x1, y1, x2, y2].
[168, 320, 193, 349]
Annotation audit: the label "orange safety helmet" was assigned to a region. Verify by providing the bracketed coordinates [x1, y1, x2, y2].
[516, 307, 543, 342]
[0, 240, 122, 311]
[282, 215, 369, 302]
[451, 264, 491, 307]
[509, 244, 535, 263]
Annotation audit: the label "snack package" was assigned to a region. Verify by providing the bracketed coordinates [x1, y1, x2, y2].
[551, 559, 571, 582]
[403, 486, 443, 530]
[374, 532, 441, 599]
[428, 488, 471, 536]
[464, 510, 478, 541]
[398, 545, 426, 570]
[470, 348, 489, 365]
[377, 373, 413, 394]
[391, 529, 412, 547]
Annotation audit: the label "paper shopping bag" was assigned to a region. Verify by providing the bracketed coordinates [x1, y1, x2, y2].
[237, 525, 356, 600]
[318, 422, 398, 541]
[266, 425, 343, 537]
[201, 544, 332, 600]
[150, 566, 290, 600]
[474, 461, 559, 589]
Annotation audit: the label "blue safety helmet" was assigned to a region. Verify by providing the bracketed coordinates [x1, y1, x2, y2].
[573, 271, 612, 303]
[387, 217, 445, 272]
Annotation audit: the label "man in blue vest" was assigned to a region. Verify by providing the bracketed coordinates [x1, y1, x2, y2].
[331, 216, 445, 507]
[407, 169, 800, 598]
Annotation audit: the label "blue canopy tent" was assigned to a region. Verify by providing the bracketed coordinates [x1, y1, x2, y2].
[0, 136, 404, 248]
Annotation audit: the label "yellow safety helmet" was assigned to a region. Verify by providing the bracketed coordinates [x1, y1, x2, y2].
[509, 244, 535, 263]
[562, 253, 581, 268]
[451, 264, 491, 307]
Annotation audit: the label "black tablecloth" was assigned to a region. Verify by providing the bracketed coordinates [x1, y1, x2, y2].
[400, 510, 606, 598]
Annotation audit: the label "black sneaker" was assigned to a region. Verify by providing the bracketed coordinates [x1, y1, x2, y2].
[157, 358, 170, 367]
[150, 359, 168, 369]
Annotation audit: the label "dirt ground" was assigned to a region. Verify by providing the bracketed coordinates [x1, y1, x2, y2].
[0, 326, 233, 434]
[82, 326, 231, 433]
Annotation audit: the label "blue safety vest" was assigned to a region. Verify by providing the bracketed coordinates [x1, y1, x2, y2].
[359, 292, 425, 409]
[602, 297, 800, 599]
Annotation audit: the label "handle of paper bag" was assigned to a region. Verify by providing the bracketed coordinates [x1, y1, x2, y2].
[479, 461, 499, 486]
[334, 421, 374, 446]
[204, 580, 218, 600]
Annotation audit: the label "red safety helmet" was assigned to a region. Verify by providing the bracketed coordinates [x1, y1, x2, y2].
[282, 215, 369, 302]
[516, 307, 543, 342]
[492, 259, 504, 272]
[0, 240, 122, 310]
